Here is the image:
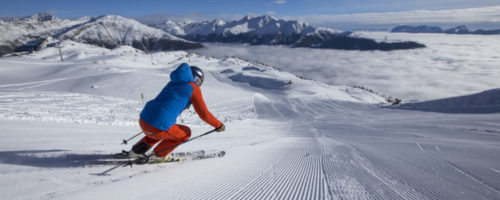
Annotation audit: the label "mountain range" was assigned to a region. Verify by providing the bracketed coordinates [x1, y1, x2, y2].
[1, 13, 425, 56]
[391, 25, 500, 35]
[154, 15, 425, 50]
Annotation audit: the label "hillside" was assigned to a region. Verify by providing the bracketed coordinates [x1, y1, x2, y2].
[396, 89, 500, 113]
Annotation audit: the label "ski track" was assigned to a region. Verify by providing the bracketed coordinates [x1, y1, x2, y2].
[290, 99, 499, 200]
[352, 147, 442, 200]
[320, 138, 407, 200]
[0, 91, 141, 126]
[415, 141, 500, 198]
[490, 167, 500, 175]
[368, 140, 497, 200]
[229, 140, 325, 200]
[139, 132, 331, 199]
[0, 74, 102, 90]
[444, 160, 500, 197]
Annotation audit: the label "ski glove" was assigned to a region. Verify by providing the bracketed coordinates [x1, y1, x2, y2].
[216, 123, 225, 132]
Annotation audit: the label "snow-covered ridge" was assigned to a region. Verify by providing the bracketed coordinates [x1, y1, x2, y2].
[58, 15, 172, 40]
[155, 15, 425, 50]
[0, 13, 89, 55]
[391, 25, 500, 35]
[0, 13, 203, 56]
[0, 13, 88, 43]
[395, 88, 500, 113]
[56, 15, 202, 52]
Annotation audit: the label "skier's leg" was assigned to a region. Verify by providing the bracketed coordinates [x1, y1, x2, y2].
[153, 124, 191, 157]
[132, 118, 163, 154]
[131, 136, 159, 154]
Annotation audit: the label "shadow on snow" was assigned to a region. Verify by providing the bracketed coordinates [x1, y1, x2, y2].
[0, 149, 110, 168]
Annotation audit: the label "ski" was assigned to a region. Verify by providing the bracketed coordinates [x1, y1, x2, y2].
[172, 150, 206, 158]
[191, 150, 225, 160]
[92, 129, 220, 175]
[88, 157, 184, 165]
[111, 149, 206, 159]
[88, 150, 224, 166]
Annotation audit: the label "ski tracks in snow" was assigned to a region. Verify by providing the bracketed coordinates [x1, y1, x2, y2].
[414, 141, 500, 198]
[0, 91, 141, 126]
[135, 120, 332, 200]
[141, 138, 332, 200]
[315, 130, 427, 200]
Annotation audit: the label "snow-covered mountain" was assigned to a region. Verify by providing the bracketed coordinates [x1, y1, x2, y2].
[0, 13, 202, 56]
[0, 13, 88, 55]
[160, 16, 319, 38]
[55, 15, 202, 52]
[392, 24, 500, 35]
[156, 15, 425, 51]
[391, 25, 444, 33]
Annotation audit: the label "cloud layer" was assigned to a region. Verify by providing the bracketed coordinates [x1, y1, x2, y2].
[292, 6, 500, 30]
[192, 32, 500, 101]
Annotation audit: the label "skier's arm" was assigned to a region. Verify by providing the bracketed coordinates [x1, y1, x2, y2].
[190, 82, 222, 128]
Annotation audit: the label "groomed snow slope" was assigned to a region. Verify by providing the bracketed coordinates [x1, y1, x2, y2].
[0, 41, 499, 200]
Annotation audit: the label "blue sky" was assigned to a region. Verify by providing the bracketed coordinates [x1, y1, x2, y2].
[2, 0, 500, 30]
[2, 0, 499, 19]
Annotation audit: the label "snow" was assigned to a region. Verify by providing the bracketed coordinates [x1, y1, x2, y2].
[157, 20, 186, 36]
[0, 36, 499, 200]
[225, 22, 253, 35]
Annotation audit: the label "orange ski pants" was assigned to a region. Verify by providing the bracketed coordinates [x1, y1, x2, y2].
[138, 118, 191, 157]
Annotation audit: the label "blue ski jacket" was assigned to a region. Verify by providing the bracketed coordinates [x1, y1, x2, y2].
[140, 63, 221, 131]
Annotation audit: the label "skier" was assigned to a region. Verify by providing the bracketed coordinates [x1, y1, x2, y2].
[129, 63, 225, 162]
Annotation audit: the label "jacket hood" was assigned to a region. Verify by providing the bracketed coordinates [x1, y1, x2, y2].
[170, 63, 195, 83]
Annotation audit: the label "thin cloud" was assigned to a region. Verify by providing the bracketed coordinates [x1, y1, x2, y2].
[294, 6, 500, 26]
[273, 1, 287, 5]
[267, 11, 277, 15]
[133, 13, 211, 24]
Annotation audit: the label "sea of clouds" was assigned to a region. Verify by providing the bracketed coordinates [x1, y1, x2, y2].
[192, 32, 500, 101]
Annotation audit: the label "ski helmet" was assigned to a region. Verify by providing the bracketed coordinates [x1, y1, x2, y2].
[191, 66, 204, 86]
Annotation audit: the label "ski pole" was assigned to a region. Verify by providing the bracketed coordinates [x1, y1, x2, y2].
[121, 131, 143, 145]
[95, 128, 217, 176]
